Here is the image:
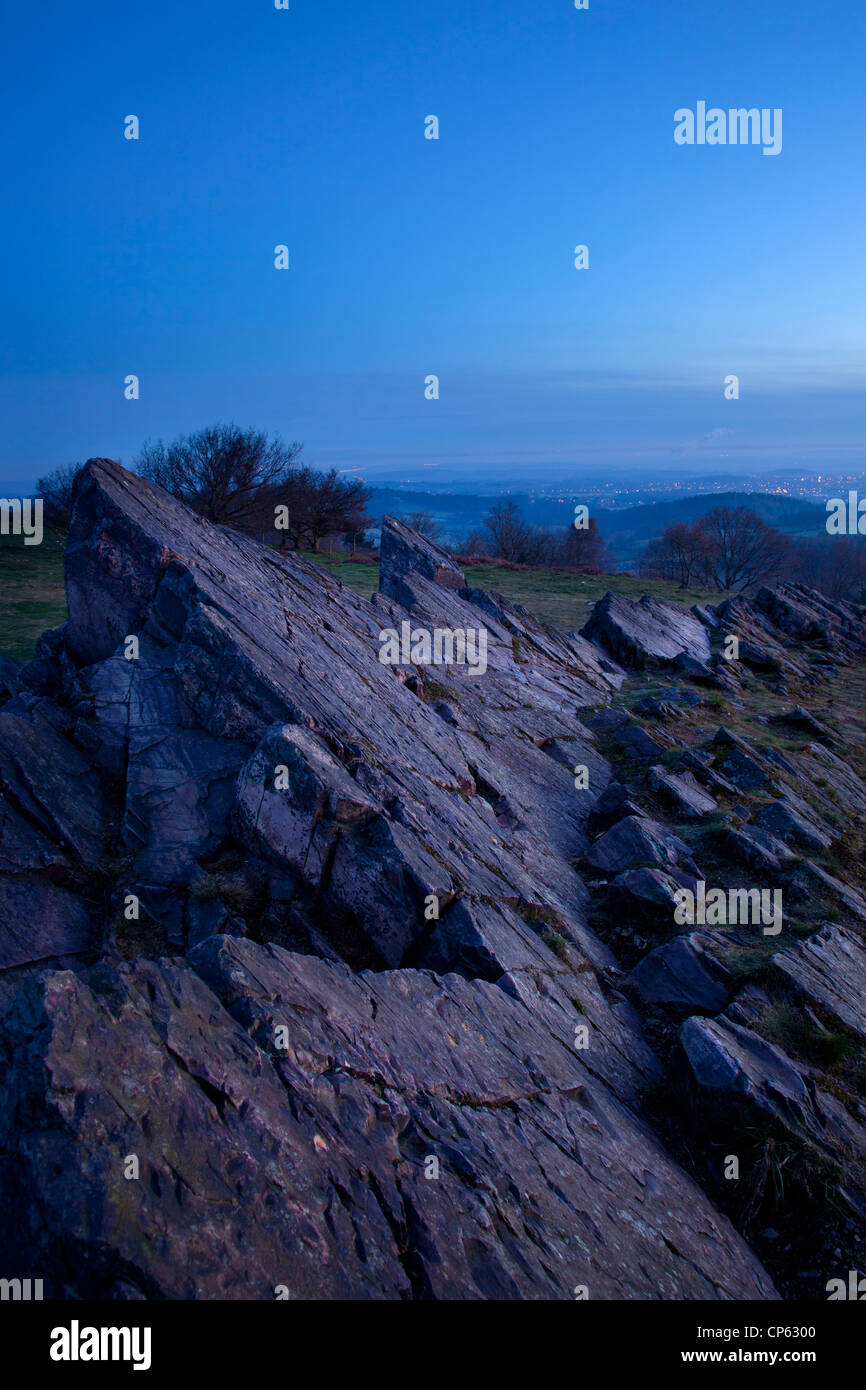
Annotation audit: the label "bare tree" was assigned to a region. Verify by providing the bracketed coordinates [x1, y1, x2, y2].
[639, 521, 714, 588]
[482, 500, 546, 563]
[454, 529, 487, 558]
[265, 466, 370, 551]
[460, 507, 610, 572]
[136, 423, 304, 527]
[640, 508, 788, 592]
[702, 506, 790, 590]
[36, 463, 85, 528]
[299, 469, 370, 551]
[792, 536, 866, 600]
[400, 509, 443, 542]
[553, 518, 609, 572]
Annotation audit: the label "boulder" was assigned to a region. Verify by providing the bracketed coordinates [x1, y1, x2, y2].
[754, 584, 866, 651]
[648, 766, 718, 821]
[613, 723, 667, 759]
[378, 515, 466, 609]
[751, 799, 834, 853]
[710, 727, 770, 792]
[581, 592, 711, 670]
[720, 826, 792, 875]
[680, 1014, 866, 1166]
[771, 705, 837, 745]
[586, 815, 696, 875]
[786, 861, 866, 921]
[609, 866, 694, 913]
[628, 935, 731, 1013]
[587, 780, 644, 830]
[773, 926, 866, 1041]
[737, 640, 783, 675]
[633, 696, 685, 720]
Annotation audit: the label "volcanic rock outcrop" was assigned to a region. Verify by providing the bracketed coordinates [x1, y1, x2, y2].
[3, 460, 866, 1299]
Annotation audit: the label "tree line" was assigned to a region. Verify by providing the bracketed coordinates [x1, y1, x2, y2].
[35, 436, 866, 600]
[453, 499, 609, 570]
[36, 433, 608, 572]
[637, 505, 866, 599]
[638, 507, 790, 590]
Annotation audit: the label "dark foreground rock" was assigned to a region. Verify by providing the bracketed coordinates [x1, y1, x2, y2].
[7, 459, 864, 1298]
[0, 939, 776, 1299]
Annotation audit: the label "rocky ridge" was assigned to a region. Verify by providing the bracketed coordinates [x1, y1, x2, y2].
[1, 460, 866, 1298]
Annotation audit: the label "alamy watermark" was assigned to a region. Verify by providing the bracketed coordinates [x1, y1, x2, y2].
[674, 104, 782, 157]
[0, 497, 42, 546]
[827, 1271, 866, 1300]
[826, 492, 866, 535]
[674, 881, 782, 936]
[50, 1321, 152, 1371]
[0, 1277, 43, 1299]
[378, 620, 488, 676]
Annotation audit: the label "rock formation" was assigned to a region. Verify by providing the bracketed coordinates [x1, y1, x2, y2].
[2, 459, 866, 1299]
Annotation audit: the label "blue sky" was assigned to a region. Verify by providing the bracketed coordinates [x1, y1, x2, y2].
[2, 0, 864, 489]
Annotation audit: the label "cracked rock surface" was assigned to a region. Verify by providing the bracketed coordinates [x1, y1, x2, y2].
[6, 459, 864, 1298]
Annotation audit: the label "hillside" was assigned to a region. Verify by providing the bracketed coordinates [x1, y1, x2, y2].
[369, 488, 825, 564]
[598, 492, 825, 567]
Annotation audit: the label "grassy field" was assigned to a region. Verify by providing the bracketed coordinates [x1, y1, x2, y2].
[461, 566, 724, 630]
[0, 533, 67, 663]
[304, 552, 725, 631]
[0, 538, 724, 665]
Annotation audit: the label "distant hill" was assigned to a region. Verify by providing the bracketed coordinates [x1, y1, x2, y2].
[369, 487, 827, 566]
[368, 488, 586, 542]
[594, 493, 825, 568]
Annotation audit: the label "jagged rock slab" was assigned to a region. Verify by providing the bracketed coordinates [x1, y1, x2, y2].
[754, 584, 866, 657]
[587, 780, 645, 831]
[720, 826, 793, 875]
[633, 696, 686, 721]
[0, 939, 777, 1300]
[710, 727, 772, 792]
[648, 766, 718, 821]
[770, 705, 838, 745]
[378, 516, 467, 607]
[680, 1014, 866, 1175]
[586, 815, 697, 876]
[11, 459, 861, 1299]
[751, 798, 834, 853]
[581, 592, 711, 670]
[0, 704, 108, 871]
[609, 866, 691, 913]
[0, 703, 107, 1001]
[796, 742, 866, 820]
[786, 862, 866, 921]
[712, 596, 806, 680]
[612, 722, 668, 759]
[3, 461, 750, 1295]
[52, 462, 624, 977]
[773, 926, 866, 1040]
[627, 935, 731, 1014]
